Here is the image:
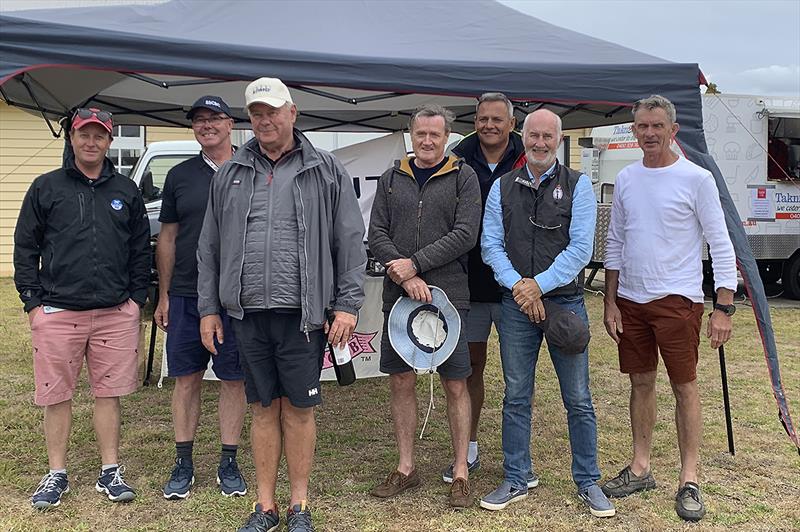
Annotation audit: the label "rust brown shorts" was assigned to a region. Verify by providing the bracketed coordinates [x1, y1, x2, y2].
[616, 295, 704, 384]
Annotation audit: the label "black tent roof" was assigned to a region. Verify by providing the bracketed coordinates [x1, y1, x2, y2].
[1, 0, 703, 144]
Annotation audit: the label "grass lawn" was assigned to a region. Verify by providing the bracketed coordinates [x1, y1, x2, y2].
[0, 277, 798, 531]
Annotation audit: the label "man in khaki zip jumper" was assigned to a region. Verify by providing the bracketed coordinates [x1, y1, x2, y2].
[368, 104, 481, 508]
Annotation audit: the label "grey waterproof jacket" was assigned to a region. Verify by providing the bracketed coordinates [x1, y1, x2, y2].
[197, 133, 367, 334]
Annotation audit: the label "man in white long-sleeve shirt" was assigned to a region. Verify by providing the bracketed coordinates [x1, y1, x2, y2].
[601, 95, 736, 523]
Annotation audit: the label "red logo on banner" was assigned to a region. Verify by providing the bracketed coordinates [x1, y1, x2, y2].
[757, 188, 766, 199]
[322, 331, 378, 369]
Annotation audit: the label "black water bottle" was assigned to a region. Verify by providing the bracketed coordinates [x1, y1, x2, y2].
[327, 315, 356, 386]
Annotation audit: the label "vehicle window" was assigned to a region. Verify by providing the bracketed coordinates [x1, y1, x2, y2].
[139, 155, 194, 202]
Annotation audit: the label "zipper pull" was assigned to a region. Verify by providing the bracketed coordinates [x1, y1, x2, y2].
[304, 324, 310, 343]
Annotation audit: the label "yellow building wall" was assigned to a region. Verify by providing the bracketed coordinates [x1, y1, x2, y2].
[565, 128, 592, 170]
[0, 103, 66, 276]
[0, 107, 195, 276]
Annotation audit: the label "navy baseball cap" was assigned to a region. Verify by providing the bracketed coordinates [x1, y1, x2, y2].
[186, 95, 232, 120]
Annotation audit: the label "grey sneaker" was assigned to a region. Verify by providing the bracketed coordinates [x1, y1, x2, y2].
[479, 480, 528, 511]
[675, 482, 706, 522]
[601, 466, 656, 498]
[441, 456, 480, 483]
[578, 483, 616, 518]
[238, 503, 280, 532]
[287, 502, 315, 532]
[31, 471, 69, 510]
[527, 471, 540, 489]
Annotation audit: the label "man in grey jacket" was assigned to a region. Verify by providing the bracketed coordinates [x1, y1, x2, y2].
[197, 77, 366, 532]
[368, 104, 482, 508]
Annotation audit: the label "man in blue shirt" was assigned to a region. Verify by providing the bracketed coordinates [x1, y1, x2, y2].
[479, 109, 614, 518]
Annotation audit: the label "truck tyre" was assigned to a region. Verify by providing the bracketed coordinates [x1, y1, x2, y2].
[782, 253, 800, 300]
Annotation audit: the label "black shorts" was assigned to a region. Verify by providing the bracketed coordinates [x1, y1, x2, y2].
[379, 309, 472, 380]
[231, 309, 326, 408]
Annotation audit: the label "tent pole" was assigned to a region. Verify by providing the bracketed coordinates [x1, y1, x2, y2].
[709, 249, 735, 455]
[718, 343, 735, 455]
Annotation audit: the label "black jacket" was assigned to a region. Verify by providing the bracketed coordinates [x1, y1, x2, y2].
[451, 131, 526, 302]
[14, 155, 151, 312]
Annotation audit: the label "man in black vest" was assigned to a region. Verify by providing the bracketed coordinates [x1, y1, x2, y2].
[478, 109, 614, 518]
[446, 93, 525, 482]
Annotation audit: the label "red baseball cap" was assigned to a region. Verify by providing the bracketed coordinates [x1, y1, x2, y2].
[71, 108, 113, 135]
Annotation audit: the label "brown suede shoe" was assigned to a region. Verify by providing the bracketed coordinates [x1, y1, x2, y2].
[449, 477, 473, 509]
[370, 469, 421, 498]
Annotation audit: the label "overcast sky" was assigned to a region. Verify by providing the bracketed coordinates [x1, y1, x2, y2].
[501, 0, 800, 97]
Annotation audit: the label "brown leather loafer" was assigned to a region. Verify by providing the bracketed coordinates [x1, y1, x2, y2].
[449, 477, 473, 509]
[370, 469, 421, 498]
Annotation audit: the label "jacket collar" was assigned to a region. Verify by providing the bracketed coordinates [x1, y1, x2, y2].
[64, 150, 117, 184]
[397, 154, 461, 179]
[234, 129, 322, 173]
[451, 130, 525, 168]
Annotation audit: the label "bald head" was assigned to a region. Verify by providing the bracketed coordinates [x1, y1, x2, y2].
[522, 109, 563, 177]
[522, 109, 562, 138]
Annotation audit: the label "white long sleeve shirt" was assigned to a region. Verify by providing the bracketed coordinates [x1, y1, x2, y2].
[604, 157, 737, 304]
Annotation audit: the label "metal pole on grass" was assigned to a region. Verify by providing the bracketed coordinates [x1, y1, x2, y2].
[718, 343, 735, 455]
[708, 250, 735, 455]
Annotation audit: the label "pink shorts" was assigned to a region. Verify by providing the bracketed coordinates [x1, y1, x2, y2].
[30, 299, 141, 406]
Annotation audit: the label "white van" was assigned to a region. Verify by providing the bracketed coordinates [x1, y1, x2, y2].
[128, 140, 201, 237]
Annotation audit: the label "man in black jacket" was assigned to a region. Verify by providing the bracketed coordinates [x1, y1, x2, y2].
[14, 108, 151, 510]
[448, 93, 525, 481]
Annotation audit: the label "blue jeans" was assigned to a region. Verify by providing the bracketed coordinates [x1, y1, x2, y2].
[499, 292, 600, 490]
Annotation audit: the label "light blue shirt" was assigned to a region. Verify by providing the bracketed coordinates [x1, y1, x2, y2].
[481, 161, 597, 295]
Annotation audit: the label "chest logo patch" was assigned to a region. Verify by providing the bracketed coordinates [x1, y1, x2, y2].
[552, 184, 563, 201]
[110, 199, 123, 211]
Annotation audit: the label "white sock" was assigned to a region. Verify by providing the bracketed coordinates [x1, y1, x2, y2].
[468, 441, 479, 463]
[49, 468, 67, 475]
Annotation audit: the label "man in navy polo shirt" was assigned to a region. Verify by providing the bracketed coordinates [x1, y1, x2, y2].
[154, 95, 248, 499]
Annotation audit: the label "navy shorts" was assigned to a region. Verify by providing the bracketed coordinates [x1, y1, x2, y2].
[379, 309, 472, 380]
[166, 295, 243, 380]
[231, 309, 326, 408]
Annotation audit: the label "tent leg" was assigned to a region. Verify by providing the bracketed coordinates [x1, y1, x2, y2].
[718, 344, 735, 455]
[144, 286, 159, 386]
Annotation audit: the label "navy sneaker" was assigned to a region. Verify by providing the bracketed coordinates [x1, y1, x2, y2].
[479, 480, 528, 511]
[441, 456, 480, 483]
[238, 503, 280, 532]
[527, 471, 540, 489]
[217, 456, 247, 497]
[287, 502, 315, 532]
[163, 457, 194, 500]
[95, 465, 136, 502]
[578, 483, 616, 518]
[31, 471, 69, 510]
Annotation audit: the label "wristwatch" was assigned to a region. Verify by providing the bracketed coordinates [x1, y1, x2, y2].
[713, 303, 736, 316]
